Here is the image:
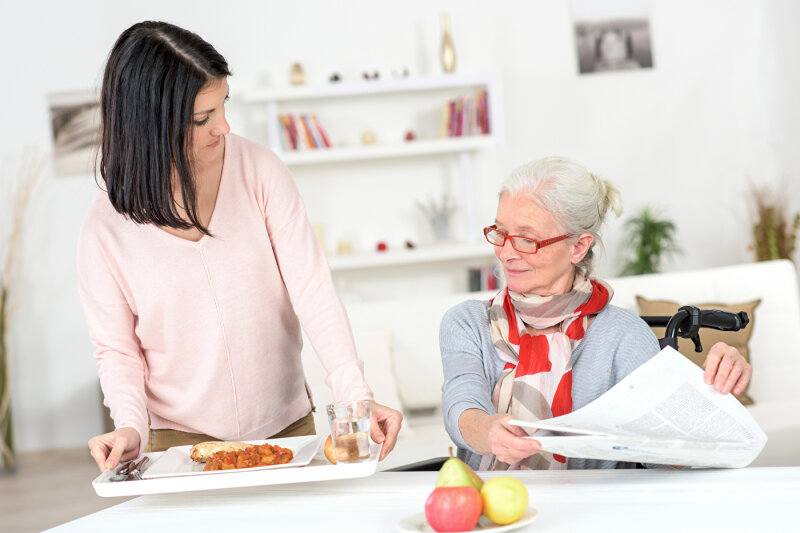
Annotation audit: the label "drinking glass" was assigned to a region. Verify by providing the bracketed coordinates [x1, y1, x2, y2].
[326, 401, 371, 463]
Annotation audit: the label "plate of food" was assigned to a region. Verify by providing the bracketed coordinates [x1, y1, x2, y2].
[142, 435, 321, 479]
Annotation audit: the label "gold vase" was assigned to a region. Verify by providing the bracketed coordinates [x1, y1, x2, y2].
[440, 13, 456, 73]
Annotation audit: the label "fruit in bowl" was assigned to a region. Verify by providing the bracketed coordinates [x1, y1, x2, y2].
[424, 486, 482, 532]
[436, 449, 484, 491]
[323, 435, 337, 464]
[480, 476, 529, 525]
[422, 448, 485, 531]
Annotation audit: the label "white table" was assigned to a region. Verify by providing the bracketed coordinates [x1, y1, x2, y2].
[46, 467, 800, 532]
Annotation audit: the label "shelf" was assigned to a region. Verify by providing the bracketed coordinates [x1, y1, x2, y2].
[243, 73, 498, 103]
[277, 135, 496, 166]
[327, 243, 495, 272]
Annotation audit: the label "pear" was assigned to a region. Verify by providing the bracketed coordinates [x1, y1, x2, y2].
[435, 447, 484, 491]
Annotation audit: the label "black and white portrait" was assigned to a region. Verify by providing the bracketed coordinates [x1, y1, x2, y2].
[48, 91, 100, 176]
[572, 0, 654, 74]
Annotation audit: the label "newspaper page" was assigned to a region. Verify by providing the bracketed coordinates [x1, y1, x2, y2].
[511, 346, 767, 468]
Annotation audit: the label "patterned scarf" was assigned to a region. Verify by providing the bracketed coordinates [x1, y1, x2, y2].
[479, 275, 613, 471]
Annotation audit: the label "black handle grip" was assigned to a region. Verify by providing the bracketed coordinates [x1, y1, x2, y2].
[697, 309, 749, 331]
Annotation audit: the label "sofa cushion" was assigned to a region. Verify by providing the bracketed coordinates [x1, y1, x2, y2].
[636, 296, 759, 405]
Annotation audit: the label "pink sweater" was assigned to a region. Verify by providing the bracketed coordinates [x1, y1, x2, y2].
[77, 134, 373, 454]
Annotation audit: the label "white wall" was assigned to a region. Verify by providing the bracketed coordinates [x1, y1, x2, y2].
[1, 0, 798, 452]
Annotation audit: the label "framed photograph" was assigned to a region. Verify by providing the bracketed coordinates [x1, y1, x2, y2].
[572, 0, 654, 75]
[48, 90, 100, 177]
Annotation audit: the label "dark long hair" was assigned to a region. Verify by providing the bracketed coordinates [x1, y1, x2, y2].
[99, 21, 231, 234]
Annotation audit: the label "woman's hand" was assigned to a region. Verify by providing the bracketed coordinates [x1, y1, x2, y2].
[459, 410, 540, 465]
[369, 401, 404, 460]
[702, 342, 752, 395]
[484, 414, 541, 464]
[88, 427, 141, 472]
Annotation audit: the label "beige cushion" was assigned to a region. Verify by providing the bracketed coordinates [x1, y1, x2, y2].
[636, 296, 759, 405]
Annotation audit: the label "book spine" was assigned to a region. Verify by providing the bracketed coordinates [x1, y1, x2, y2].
[472, 96, 479, 136]
[301, 114, 322, 148]
[476, 92, 485, 135]
[440, 101, 450, 138]
[295, 114, 313, 149]
[448, 100, 457, 137]
[456, 96, 466, 136]
[311, 114, 332, 148]
[482, 91, 490, 134]
[466, 97, 475, 136]
[287, 113, 303, 150]
[279, 113, 296, 150]
[468, 268, 482, 292]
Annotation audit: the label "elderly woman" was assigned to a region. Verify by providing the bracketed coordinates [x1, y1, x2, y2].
[440, 157, 751, 470]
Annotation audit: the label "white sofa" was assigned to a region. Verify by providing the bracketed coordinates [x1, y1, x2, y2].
[302, 259, 800, 469]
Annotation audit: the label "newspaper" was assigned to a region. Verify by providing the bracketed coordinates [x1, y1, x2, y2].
[511, 346, 767, 468]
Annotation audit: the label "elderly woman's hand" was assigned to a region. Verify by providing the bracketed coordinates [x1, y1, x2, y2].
[369, 401, 404, 460]
[485, 414, 541, 465]
[702, 342, 752, 395]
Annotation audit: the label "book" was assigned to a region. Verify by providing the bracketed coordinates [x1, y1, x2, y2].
[301, 114, 323, 148]
[440, 101, 450, 138]
[287, 113, 303, 150]
[278, 113, 297, 150]
[294, 114, 314, 149]
[442, 91, 490, 138]
[311, 114, 332, 148]
[455, 96, 465, 137]
[448, 100, 457, 137]
[478, 91, 490, 134]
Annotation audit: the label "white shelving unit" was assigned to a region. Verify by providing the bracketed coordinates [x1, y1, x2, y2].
[276, 135, 496, 166]
[243, 73, 503, 274]
[327, 243, 494, 272]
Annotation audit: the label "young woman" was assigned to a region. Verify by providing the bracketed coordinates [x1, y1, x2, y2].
[80, 21, 402, 472]
[440, 156, 751, 470]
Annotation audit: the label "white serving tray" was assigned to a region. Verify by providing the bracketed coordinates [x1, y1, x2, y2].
[92, 436, 382, 497]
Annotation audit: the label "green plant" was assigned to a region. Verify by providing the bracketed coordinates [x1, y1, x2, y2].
[750, 184, 800, 262]
[620, 206, 680, 276]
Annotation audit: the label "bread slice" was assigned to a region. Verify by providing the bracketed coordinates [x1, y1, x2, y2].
[189, 441, 251, 462]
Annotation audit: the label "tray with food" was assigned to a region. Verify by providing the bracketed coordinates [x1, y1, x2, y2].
[92, 435, 382, 497]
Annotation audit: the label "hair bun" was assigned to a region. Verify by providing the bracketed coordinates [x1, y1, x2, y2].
[591, 173, 623, 219]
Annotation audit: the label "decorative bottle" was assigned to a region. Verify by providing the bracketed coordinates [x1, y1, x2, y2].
[441, 13, 456, 74]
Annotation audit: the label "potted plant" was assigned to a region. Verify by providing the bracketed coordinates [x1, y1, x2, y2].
[1, 148, 43, 475]
[620, 206, 680, 276]
[749, 183, 800, 262]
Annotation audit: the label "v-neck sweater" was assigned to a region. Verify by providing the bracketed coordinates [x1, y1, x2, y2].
[77, 133, 372, 453]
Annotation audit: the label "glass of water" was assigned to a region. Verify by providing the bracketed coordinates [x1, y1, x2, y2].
[326, 400, 371, 463]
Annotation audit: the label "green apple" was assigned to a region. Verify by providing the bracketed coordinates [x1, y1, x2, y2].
[480, 476, 529, 525]
[435, 448, 484, 491]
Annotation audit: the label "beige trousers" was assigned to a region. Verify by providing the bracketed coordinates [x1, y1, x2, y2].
[144, 411, 317, 453]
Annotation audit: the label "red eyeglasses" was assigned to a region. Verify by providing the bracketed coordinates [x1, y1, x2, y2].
[483, 225, 573, 254]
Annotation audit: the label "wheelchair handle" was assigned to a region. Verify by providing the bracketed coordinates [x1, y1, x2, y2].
[643, 306, 750, 352]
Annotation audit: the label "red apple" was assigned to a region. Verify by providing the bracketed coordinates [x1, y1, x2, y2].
[424, 486, 482, 532]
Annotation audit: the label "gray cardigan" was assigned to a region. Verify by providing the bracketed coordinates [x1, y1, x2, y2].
[440, 299, 661, 470]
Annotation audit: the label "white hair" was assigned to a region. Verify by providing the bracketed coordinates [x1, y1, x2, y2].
[499, 156, 623, 276]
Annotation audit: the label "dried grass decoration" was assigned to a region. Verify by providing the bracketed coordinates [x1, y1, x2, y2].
[417, 194, 457, 242]
[749, 183, 800, 262]
[1, 147, 44, 474]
